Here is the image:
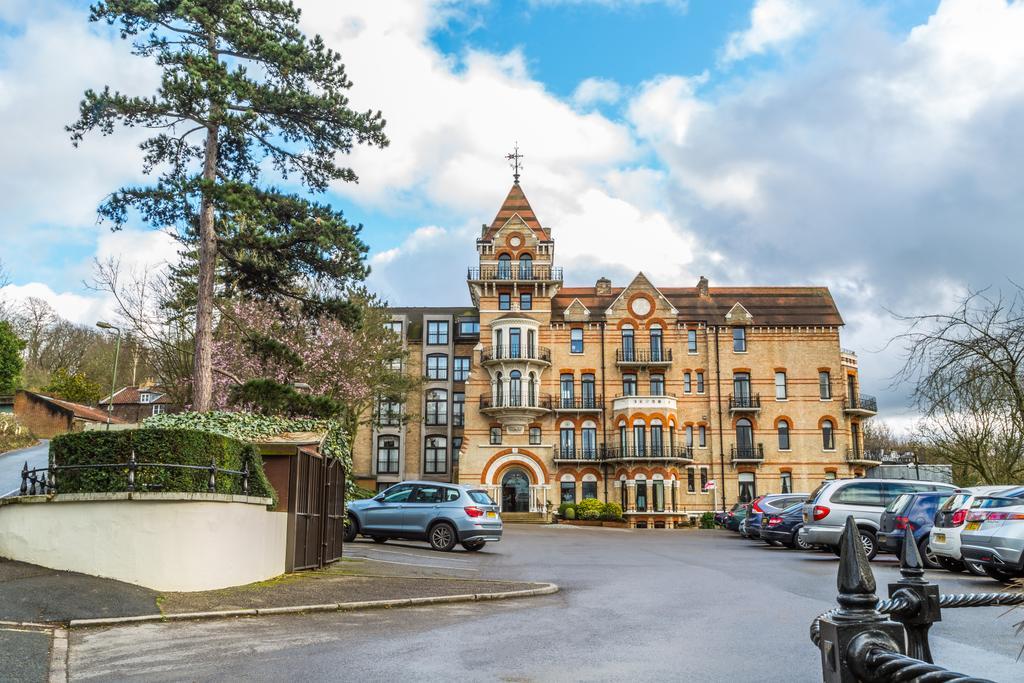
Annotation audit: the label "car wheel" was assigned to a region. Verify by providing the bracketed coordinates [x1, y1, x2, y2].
[859, 530, 878, 560]
[965, 560, 988, 576]
[793, 528, 813, 551]
[983, 565, 1018, 583]
[918, 538, 941, 569]
[343, 515, 358, 543]
[462, 540, 486, 552]
[372, 536, 388, 544]
[937, 557, 965, 573]
[429, 522, 458, 552]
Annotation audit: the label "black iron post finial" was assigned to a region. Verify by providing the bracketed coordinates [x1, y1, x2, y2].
[887, 528, 942, 663]
[127, 449, 137, 493]
[505, 143, 524, 184]
[835, 515, 881, 619]
[242, 462, 249, 496]
[20, 462, 28, 495]
[208, 458, 217, 493]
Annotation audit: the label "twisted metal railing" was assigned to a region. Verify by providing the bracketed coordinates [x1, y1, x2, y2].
[810, 516, 1021, 682]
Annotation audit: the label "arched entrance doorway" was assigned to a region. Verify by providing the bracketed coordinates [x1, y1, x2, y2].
[501, 468, 531, 512]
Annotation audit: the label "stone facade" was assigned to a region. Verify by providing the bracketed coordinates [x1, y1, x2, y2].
[352, 183, 878, 525]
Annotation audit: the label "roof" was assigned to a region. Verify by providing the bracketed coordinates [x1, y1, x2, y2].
[482, 184, 549, 241]
[254, 431, 325, 446]
[552, 285, 844, 326]
[389, 307, 478, 341]
[99, 386, 172, 406]
[23, 391, 124, 423]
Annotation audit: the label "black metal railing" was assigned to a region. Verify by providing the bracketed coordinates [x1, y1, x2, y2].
[553, 447, 603, 461]
[615, 348, 673, 364]
[730, 444, 765, 462]
[810, 516, 1022, 682]
[602, 445, 694, 461]
[480, 345, 552, 363]
[845, 448, 881, 463]
[19, 452, 251, 496]
[554, 396, 604, 411]
[728, 394, 761, 410]
[479, 393, 553, 410]
[467, 265, 563, 282]
[843, 393, 878, 413]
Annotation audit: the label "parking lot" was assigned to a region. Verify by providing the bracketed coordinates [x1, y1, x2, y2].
[70, 524, 1024, 681]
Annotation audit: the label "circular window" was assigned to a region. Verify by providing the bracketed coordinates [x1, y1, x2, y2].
[509, 235, 522, 247]
[630, 297, 652, 316]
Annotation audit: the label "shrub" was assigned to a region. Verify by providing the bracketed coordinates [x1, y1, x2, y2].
[0, 414, 35, 453]
[564, 506, 576, 520]
[49, 428, 275, 502]
[557, 502, 575, 518]
[600, 501, 624, 521]
[576, 498, 604, 520]
[700, 511, 716, 529]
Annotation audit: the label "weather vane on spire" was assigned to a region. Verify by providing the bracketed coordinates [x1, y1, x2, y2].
[505, 143, 524, 184]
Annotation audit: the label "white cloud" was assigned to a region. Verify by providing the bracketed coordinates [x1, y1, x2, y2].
[527, 0, 687, 8]
[722, 0, 818, 63]
[572, 77, 623, 108]
[0, 282, 113, 326]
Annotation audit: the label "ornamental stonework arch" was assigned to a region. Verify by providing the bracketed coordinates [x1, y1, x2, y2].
[481, 448, 550, 485]
[773, 415, 794, 429]
[628, 467, 653, 479]
[613, 467, 630, 479]
[732, 414, 760, 430]
[817, 415, 839, 429]
[578, 466, 602, 480]
[643, 316, 669, 330]
[616, 318, 640, 329]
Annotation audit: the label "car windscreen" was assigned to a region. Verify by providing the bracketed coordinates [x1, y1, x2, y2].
[885, 493, 914, 514]
[468, 490, 496, 505]
[807, 482, 830, 504]
[975, 496, 1024, 510]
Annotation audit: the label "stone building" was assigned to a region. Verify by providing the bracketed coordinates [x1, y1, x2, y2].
[352, 180, 878, 525]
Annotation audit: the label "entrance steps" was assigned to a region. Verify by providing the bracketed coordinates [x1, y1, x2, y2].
[501, 512, 549, 524]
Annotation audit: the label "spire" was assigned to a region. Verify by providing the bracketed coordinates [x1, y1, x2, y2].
[483, 182, 548, 240]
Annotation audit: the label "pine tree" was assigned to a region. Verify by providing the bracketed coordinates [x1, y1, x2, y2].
[0, 320, 25, 394]
[68, 1, 388, 411]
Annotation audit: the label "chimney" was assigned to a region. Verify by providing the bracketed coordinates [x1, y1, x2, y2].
[697, 275, 709, 298]
[596, 277, 612, 295]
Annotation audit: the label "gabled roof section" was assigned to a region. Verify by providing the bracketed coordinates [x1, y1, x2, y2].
[482, 183, 549, 241]
[563, 298, 591, 322]
[725, 302, 753, 324]
[604, 272, 679, 317]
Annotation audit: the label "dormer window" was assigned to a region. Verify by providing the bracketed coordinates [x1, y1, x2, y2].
[139, 392, 152, 404]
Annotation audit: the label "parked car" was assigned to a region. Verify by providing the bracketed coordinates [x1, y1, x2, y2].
[930, 486, 1018, 575]
[801, 479, 959, 560]
[960, 488, 1024, 581]
[761, 502, 813, 550]
[724, 503, 748, 532]
[877, 490, 957, 568]
[745, 494, 808, 542]
[344, 481, 503, 552]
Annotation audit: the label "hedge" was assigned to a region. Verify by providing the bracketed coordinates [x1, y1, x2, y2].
[49, 428, 275, 502]
[576, 498, 604, 520]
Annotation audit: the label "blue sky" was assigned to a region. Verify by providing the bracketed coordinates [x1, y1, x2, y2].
[2, 0, 1023, 429]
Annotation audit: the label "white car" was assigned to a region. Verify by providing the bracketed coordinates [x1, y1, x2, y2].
[929, 485, 1016, 575]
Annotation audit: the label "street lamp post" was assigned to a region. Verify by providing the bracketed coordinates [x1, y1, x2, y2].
[96, 321, 122, 431]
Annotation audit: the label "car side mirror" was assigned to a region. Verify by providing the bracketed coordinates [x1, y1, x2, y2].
[373, 495, 385, 502]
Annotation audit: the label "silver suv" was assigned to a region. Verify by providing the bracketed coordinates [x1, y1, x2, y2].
[345, 481, 503, 552]
[801, 478, 958, 559]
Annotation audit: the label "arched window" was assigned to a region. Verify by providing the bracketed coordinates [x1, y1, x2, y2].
[633, 421, 646, 456]
[376, 435, 399, 474]
[425, 389, 447, 425]
[582, 420, 598, 459]
[621, 325, 635, 361]
[497, 253, 512, 279]
[528, 372, 537, 406]
[736, 418, 753, 456]
[424, 436, 447, 474]
[650, 419, 664, 456]
[509, 370, 522, 406]
[560, 420, 576, 456]
[778, 420, 791, 450]
[494, 372, 503, 405]
[519, 253, 533, 279]
[650, 324, 663, 361]
[618, 421, 628, 455]
[822, 420, 835, 450]
[560, 473, 576, 504]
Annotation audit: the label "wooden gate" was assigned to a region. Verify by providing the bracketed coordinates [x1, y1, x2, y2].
[290, 447, 345, 571]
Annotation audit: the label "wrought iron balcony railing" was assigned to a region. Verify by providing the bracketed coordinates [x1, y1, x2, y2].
[602, 445, 694, 461]
[730, 444, 765, 462]
[480, 345, 552, 363]
[467, 265, 563, 282]
[554, 396, 604, 411]
[845, 448, 882, 463]
[553, 447, 603, 461]
[728, 394, 761, 411]
[479, 393, 553, 410]
[615, 347, 673, 365]
[843, 393, 878, 414]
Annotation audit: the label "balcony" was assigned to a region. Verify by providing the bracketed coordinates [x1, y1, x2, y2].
[553, 447, 603, 463]
[479, 393, 553, 422]
[615, 347, 673, 368]
[480, 345, 552, 365]
[467, 265, 563, 283]
[553, 396, 604, 413]
[728, 394, 761, 413]
[846, 448, 882, 466]
[611, 394, 677, 415]
[843, 394, 878, 416]
[730, 444, 765, 465]
[602, 445, 695, 464]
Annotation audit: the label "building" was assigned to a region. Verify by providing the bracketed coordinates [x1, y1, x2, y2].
[98, 385, 179, 423]
[352, 179, 878, 525]
[14, 390, 125, 437]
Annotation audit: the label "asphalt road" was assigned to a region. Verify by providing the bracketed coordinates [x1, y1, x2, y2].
[69, 525, 1024, 682]
[0, 439, 47, 498]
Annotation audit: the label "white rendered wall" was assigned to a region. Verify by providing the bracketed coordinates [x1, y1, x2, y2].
[0, 493, 287, 591]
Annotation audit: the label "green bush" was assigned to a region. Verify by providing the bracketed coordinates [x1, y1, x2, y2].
[564, 506, 576, 520]
[600, 501, 624, 521]
[576, 498, 604, 520]
[700, 511, 716, 529]
[557, 502, 575, 517]
[49, 428, 275, 502]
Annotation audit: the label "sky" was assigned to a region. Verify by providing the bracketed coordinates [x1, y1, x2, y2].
[1, 0, 1022, 431]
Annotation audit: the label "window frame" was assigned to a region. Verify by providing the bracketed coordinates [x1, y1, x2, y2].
[529, 426, 542, 445]
[453, 356, 471, 382]
[376, 435, 400, 474]
[498, 292, 511, 310]
[778, 420, 791, 451]
[822, 419, 835, 451]
[520, 292, 532, 310]
[423, 436, 447, 474]
[775, 371, 788, 400]
[570, 328, 584, 354]
[733, 327, 747, 353]
[426, 320, 449, 346]
[489, 426, 502, 445]
[687, 329, 698, 354]
[819, 371, 832, 400]
[425, 353, 448, 381]
[424, 388, 448, 426]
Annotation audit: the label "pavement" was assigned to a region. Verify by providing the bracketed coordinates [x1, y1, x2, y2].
[0, 440, 47, 498]
[64, 525, 1024, 682]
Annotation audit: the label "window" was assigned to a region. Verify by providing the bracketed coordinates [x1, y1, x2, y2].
[377, 398, 401, 426]
[824, 471, 837, 481]
[775, 371, 787, 400]
[582, 422, 598, 458]
[489, 426, 502, 445]
[458, 320, 479, 336]
[781, 472, 792, 494]
[700, 468, 709, 493]
[560, 481, 576, 504]
[520, 293, 532, 310]
[139, 392, 152, 404]
[738, 472, 756, 503]
[733, 372, 751, 401]
[819, 371, 832, 399]
[582, 480, 598, 499]
[699, 425, 707, 448]
[528, 372, 537, 406]
[424, 437, 447, 474]
[497, 253, 512, 279]
[651, 421, 664, 456]
[622, 373, 637, 396]
[425, 389, 447, 425]
[498, 293, 511, 310]
[618, 423, 628, 453]
[509, 370, 522, 406]
[452, 392, 465, 426]
[778, 420, 791, 450]
[650, 373, 665, 396]
[452, 438, 462, 462]
[570, 328, 584, 354]
[636, 480, 648, 512]
[376, 436, 399, 474]
[736, 418, 754, 454]
[560, 373, 575, 408]
[384, 321, 403, 338]
[582, 374, 596, 408]
[685, 425, 693, 448]
[650, 325, 663, 362]
[687, 469, 696, 493]
[509, 328, 521, 358]
[621, 325, 635, 361]
[684, 372, 692, 394]
[633, 424, 646, 456]
[519, 254, 533, 279]
[822, 420, 835, 450]
[529, 426, 542, 445]
[687, 329, 698, 353]
[381, 483, 415, 503]
[453, 356, 470, 382]
[427, 320, 449, 345]
[653, 479, 666, 512]
[426, 354, 448, 380]
[560, 424, 576, 454]
[493, 372, 503, 405]
[151, 404, 165, 415]
[733, 327, 747, 352]
[832, 481, 884, 507]
[696, 372, 705, 393]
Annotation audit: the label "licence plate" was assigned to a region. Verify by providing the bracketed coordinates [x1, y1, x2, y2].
[487, 511, 497, 518]
[933, 532, 946, 543]
[965, 522, 981, 531]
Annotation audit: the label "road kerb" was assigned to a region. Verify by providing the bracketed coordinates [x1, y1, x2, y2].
[66, 582, 559, 628]
[48, 628, 68, 683]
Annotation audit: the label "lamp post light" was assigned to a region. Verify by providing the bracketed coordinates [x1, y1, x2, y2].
[96, 321, 122, 430]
